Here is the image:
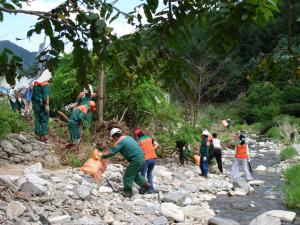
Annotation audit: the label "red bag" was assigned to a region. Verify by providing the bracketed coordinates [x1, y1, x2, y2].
[80, 150, 107, 182]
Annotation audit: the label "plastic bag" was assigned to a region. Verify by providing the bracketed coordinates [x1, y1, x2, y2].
[222, 120, 228, 127]
[80, 149, 107, 182]
[193, 155, 200, 166]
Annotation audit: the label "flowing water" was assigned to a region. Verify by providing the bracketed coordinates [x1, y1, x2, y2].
[209, 139, 300, 225]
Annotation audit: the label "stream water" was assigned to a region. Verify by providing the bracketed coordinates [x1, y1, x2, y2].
[209, 139, 300, 225]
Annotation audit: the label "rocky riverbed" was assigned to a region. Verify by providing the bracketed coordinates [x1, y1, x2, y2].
[0, 134, 299, 225]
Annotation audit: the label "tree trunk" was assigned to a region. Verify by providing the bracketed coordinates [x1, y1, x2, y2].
[97, 64, 105, 124]
[287, 0, 292, 53]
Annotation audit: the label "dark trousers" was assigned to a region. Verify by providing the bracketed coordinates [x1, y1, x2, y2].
[141, 159, 156, 191]
[200, 154, 209, 176]
[208, 148, 223, 173]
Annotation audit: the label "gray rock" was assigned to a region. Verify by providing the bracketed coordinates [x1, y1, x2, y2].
[264, 210, 296, 222]
[160, 202, 184, 222]
[163, 189, 188, 205]
[6, 201, 26, 220]
[75, 185, 92, 200]
[48, 215, 71, 223]
[10, 134, 30, 144]
[249, 214, 281, 225]
[73, 216, 103, 225]
[0, 140, 16, 154]
[24, 163, 43, 174]
[209, 216, 240, 225]
[153, 216, 168, 225]
[21, 144, 33, 153]
[0, 176, 18, 192]
[19, 181, 48, 196]
[233, 178, 251, 194]
[181, 205, 214, 222]
[254, 165, 267, 173]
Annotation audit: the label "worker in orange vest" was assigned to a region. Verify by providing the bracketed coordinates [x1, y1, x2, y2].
[230, 134, 252, 181]
[135, 130, 158, 194]
[68, 101, 96, 144]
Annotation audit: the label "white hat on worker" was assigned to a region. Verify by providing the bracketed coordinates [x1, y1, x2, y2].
[202, 130, 209, 136]
[110, 128, 122, 138]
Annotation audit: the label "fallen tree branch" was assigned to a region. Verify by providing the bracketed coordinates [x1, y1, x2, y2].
[57, 111, 69, 123]
[118, 107, 128, 125]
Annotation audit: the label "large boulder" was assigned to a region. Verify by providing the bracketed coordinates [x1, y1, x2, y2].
[18, 174, 50, 196]
[249, 214, 281, 225]
[181, 205, 214, 223]
[160, 202, 184, 222]
[264, 210, 296, 222]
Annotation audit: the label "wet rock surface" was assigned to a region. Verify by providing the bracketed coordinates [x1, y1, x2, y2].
[209, 135, 300, 225]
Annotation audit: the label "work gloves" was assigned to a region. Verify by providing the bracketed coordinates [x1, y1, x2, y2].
[45, 105, 50, 113]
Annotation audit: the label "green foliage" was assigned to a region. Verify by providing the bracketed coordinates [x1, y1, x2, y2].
[0, 48, 23, 85]
[49, 119, 68, 139]
[266, 127, 282, 140]
[0, 102, 29, 138]
[283, 164, 300, 208]
[67, 153, 83, 167]
[280, 146, 298, 161]
[50, 55, 81, 111]
[238, 82, 282, 123]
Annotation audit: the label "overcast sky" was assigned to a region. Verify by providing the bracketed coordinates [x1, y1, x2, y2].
[0, 0, 146, 52]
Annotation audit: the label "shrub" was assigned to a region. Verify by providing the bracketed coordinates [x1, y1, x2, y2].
[67, 153, 83, 167]
[280, 146, 297, 161]
[266, 127, 282, 140]
[283, 164, 300, 208]
[238, 82, 282, 123]
[0, 102, 29, 138]
[275, 115, 300, 143]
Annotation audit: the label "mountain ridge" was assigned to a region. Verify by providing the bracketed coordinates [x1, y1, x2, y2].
[0, 40, 37, 69]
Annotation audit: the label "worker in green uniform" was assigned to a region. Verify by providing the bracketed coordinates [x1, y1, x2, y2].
[73, 86, 97, 128]
[32, 81, 50, 142]
[99, 128, 149, 197]
[68, 101, 96, 144]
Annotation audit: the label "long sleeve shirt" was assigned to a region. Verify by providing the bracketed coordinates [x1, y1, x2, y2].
[102, 136, 144, 162]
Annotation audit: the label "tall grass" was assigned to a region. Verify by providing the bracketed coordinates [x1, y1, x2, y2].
[0, 101, 29, 138]
[280, 146, 298, 161]
[283, 164, 300, 209]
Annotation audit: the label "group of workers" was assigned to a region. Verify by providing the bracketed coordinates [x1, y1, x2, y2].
[98, 128, 158, 197]
[7, 71, 252, 197]
[95, 125, 253, 198]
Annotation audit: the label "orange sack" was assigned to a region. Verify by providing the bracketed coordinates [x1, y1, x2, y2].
[80, 149, 107, 182]
[193, 155, 200, 166]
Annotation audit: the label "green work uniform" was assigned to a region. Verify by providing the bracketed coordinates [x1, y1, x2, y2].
[76, 93, 94, 128]
[102, 136, 146, 194]
[32, 83, 50, 136]
[68, 104, 88, 143]
[200, 138, 209, 156]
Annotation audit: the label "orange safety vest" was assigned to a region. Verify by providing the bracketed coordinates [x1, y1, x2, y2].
[235, 144, 248, 159]
[77, 105, 88, 114]
[138, 137, 157, 160]
[34, 81, 49, 86]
